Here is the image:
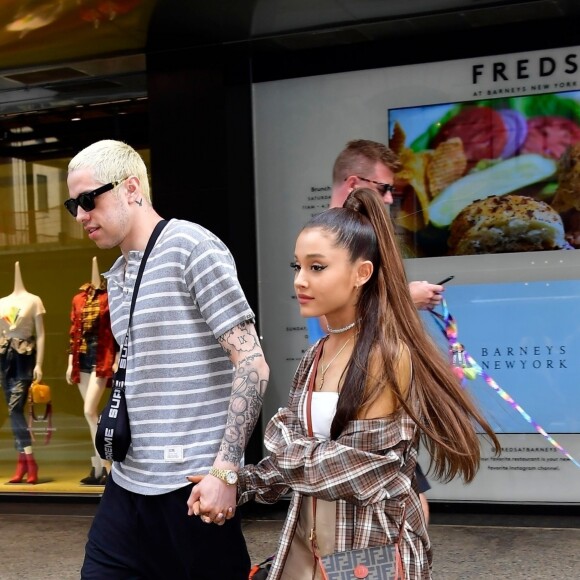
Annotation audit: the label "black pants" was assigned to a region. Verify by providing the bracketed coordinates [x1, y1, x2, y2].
[415, 463, 431, 494]
[82, 475, 251, 579]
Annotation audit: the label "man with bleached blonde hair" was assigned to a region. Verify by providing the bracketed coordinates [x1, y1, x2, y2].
[65, 139, 269, 579]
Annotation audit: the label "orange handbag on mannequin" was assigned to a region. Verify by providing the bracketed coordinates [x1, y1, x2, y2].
[28, 381, 53, 444]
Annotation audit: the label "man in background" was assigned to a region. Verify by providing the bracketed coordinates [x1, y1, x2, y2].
[332, 139, 443, 311]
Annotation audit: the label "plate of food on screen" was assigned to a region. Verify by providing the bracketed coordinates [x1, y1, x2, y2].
[388, 92, 580, 256]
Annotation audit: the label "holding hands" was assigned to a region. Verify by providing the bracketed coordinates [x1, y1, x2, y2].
[187, 471, 237, 526]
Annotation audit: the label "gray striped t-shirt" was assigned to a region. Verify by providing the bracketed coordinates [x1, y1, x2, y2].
[103, 219, 255, 495]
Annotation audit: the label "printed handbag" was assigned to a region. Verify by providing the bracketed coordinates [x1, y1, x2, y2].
[95, 383, 131, 462]
[320, 544, 402, 580]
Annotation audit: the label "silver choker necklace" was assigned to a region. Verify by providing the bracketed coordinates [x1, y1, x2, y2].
[327, 320, 357, 334]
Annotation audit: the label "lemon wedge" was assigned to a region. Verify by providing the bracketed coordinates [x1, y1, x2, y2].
[428, 154, 557, 228]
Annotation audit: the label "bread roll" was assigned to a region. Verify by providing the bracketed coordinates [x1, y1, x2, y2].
[448, 194, 567, 255]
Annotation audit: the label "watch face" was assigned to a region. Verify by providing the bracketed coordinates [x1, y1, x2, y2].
[225, 471, 238, 485]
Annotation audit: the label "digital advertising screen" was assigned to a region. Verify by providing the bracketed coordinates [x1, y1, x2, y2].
[388, 91, 580, 258]
[424, 280, 580, 435]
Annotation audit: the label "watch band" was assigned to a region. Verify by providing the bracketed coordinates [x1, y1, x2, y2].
[208, 467, 238, 485]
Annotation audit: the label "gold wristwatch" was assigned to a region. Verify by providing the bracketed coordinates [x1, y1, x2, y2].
[208, 467, 239, 485]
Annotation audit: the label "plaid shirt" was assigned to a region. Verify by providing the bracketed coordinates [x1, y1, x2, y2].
[68, 283, 117, 385]
[239, 342, 432, 579]
[79, 283, 101, 352]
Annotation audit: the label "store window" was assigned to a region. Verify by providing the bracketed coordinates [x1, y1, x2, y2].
[0, 100, 149, 496]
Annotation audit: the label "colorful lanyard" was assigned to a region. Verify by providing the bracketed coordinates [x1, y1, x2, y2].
[429, 298, 580, 469]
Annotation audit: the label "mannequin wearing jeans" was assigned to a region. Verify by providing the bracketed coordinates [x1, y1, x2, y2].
[0, 261, 46, 485]
[66, 257, 117, 485]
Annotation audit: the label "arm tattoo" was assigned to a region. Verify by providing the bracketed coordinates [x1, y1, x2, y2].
[218, 322, 268, 464]
[219, 320, 256, 356]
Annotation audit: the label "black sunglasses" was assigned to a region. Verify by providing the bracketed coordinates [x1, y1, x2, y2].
[354, 176, 396, 196]
[64, 178, 126, 217]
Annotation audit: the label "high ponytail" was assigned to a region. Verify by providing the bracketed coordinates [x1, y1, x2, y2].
[301, 187, 500, 481]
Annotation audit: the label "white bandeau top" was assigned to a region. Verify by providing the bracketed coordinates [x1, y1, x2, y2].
[303, 391, 339, 440]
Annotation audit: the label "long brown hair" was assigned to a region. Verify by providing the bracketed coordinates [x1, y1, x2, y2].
[302, 187, 500, 483]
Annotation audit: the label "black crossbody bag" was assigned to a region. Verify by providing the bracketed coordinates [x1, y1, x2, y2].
[95, 220, 168, 462]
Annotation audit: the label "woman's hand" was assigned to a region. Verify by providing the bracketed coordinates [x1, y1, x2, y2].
[186, 475, 235, 525]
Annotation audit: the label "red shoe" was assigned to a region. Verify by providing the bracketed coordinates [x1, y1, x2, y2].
[8, 453, 27, 483]
[25, 454, 38, 485]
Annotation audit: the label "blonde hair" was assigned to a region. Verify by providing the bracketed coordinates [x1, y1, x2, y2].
[68, 140, 151, 202]
[332, 139, 401, 185]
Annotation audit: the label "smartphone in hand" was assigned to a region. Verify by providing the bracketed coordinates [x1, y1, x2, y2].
[436, 275, 454, 285]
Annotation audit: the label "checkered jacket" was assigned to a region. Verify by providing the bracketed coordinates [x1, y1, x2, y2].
[238, 341, 432, 579]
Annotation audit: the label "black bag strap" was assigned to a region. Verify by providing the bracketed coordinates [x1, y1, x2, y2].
[115, 219, 168, 385]
[129, 219, 168, 322]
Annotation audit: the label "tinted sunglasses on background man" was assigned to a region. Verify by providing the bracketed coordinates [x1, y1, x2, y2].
[64, 178, 127, 217]
[355, 176, 397, 196]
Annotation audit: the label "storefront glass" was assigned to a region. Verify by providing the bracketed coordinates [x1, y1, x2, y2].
[0, 109, 149, 495]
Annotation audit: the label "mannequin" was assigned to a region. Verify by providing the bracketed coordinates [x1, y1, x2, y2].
[66, 257, 117, 485]
[0, 261, 46, 485]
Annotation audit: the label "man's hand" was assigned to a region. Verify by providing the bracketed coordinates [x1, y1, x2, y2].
[186, 474, 236, 525]
[409, 280, 444, 310]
